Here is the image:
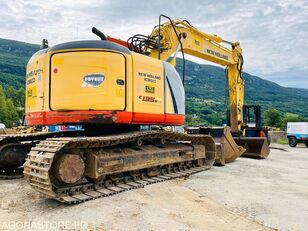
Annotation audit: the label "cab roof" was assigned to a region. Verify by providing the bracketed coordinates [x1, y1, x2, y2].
[33, 40, 131, 57]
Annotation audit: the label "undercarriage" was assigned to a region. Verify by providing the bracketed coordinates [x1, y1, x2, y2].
[23, 130, 216, 204]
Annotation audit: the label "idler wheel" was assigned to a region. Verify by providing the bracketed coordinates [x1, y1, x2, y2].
[54, 154, 85, 184]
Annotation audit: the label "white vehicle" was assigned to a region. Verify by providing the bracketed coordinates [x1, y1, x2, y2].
[287, 122, 308, 147]
[0, 123, 6, 129]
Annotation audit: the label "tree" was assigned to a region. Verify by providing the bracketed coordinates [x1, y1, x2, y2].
[0, 86, 9, 125]
[0, 85, 20, 127]
[264, 108, 282, 127]
[281, 113, 305, 128]
[5, 99, 19, 127]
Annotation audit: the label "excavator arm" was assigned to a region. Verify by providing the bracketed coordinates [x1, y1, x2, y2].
[127, 16, 268, 161]
[145, 18, 244, 134]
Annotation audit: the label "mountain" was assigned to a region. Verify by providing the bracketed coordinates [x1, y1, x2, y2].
[0, 38, 307, 126]
[0, 39, 39, 89]
[175, 59, 308, 125]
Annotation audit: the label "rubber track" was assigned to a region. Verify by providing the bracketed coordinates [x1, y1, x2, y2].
[24, 130, 215, 204]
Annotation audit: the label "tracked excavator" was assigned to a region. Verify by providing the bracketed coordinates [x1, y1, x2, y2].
[0, 16, 268, 203]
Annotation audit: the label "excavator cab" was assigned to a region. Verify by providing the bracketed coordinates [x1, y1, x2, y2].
[243, 105, 268, 138]
[233, 105, 270, 159]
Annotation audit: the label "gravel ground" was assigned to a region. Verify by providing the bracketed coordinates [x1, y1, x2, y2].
[184, 143, 308, 230]
[0, 143, 306, 231]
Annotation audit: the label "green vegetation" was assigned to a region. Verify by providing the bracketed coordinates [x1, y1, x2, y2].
[0, 38, 39, 89]
[176, 59, 308, 126]
[185, 98, 226, 126]
[0, 38, 307, 127]
[280, 113, 307, 127]
[0, 39, 39, 127]
[277, 139, 289, 145]
[263, 109, 307, 129]
[264, 109, 283, 127]
[0, 86, 23, 127]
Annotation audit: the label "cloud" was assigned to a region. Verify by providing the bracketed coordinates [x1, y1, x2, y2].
[0, 0, 307, 88]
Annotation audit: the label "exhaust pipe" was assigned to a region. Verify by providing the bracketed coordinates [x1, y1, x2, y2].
[92, 27, 107, 40]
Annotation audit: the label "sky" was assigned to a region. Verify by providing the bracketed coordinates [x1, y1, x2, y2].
[0, 0, 307, 89]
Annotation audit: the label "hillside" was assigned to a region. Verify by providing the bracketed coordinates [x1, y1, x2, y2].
[0, 38, 307, 126]
[0, 39, 39, 89]
[176, 59, 308, 125]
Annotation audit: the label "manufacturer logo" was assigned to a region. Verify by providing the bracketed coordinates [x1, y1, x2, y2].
[204, 48, 228, 60]
[139, 95, 158, 103]
[82, 73, 105, 88]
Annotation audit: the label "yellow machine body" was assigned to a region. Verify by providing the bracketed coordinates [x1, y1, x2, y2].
[25, 41, 185, 126]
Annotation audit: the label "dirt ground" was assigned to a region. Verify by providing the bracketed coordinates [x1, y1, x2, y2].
[0, 143, 307, 231]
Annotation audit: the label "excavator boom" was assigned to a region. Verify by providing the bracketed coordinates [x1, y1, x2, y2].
[141, 15, 269, 160]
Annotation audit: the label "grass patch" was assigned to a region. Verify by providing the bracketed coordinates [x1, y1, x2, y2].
[277, 138, 289, 145]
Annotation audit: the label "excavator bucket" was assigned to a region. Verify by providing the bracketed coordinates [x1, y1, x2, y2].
[233, 137, 270, 159]
[212, 127, 246, 166]
[185, 126, 245, 166]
